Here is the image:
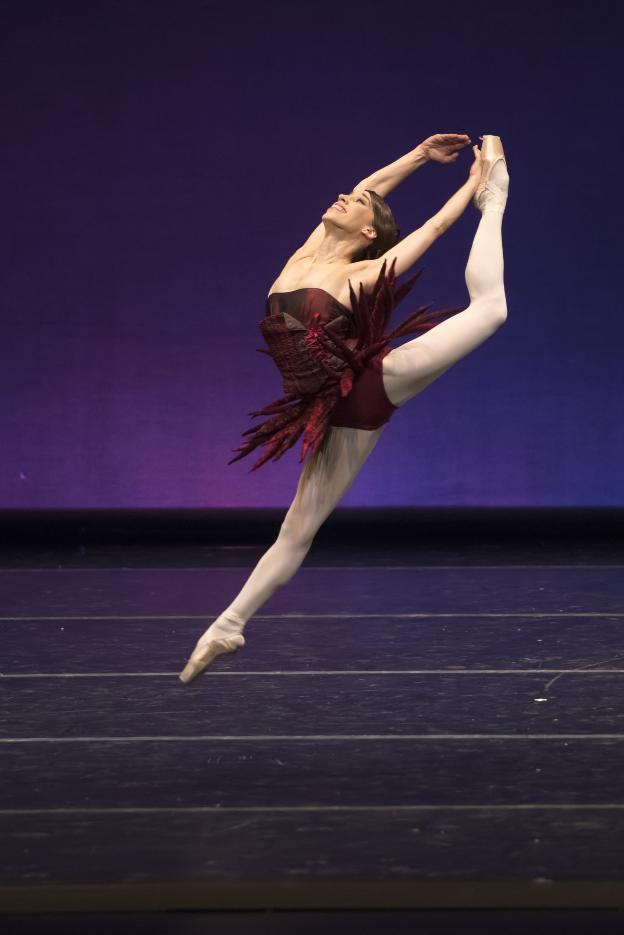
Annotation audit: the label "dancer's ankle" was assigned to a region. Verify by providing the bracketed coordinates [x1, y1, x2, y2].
[475, 158, 509, 215]
[198, 608, 246, 646]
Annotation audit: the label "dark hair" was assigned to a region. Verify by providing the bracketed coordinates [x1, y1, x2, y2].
[350, 189, 401, 263]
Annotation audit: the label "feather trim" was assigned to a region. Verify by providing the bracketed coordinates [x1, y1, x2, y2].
[228, 258, 464, 472]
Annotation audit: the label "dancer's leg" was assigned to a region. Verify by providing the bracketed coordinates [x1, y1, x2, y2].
[382, 163, 508, 406]
[194, 424, 385, 647]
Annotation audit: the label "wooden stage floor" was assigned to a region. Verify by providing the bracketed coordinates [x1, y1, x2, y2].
[1, 507, 623, 932]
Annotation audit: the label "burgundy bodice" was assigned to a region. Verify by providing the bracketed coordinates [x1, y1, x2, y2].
[227, 259, 464, 472]
[260, 288, 358, 399]
[265, 286, 352, 324]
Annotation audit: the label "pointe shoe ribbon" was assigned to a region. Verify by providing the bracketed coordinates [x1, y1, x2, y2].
[473, 134, 509, 211]
[178, 633, 245, 684]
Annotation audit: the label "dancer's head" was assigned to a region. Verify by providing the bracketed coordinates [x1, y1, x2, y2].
[322, 189, 400, 263]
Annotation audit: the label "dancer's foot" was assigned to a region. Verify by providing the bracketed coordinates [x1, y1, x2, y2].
[473, 135, 509, 214]
[179, 609, 246, 684]
[178, 632, 245, 684]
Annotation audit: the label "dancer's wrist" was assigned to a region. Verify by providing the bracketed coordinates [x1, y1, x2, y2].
[354, 146, 429, 198]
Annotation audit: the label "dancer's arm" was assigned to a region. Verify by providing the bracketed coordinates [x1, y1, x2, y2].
[296, 145, 428, 258]
[352, 133, 471, 198]
[287, 152, 423, 260]
[430, 176, 480, 233]
[357, 150, 482, 281]
[351, 144, 429, 199]
[294, 134, 472, 255]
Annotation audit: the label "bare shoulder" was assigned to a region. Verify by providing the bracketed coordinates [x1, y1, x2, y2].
[267, 254, 378, 307]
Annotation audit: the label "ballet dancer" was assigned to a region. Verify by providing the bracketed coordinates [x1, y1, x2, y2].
[179, 133, 509, 683]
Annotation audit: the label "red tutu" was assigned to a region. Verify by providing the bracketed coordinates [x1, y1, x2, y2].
[228, 257, 463, 472]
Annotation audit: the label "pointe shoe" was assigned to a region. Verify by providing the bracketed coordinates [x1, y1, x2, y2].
[473, 134, 509, 212]
[178, 633, 245, 684]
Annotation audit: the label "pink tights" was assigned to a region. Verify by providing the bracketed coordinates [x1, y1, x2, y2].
[196, 177, 508, 648]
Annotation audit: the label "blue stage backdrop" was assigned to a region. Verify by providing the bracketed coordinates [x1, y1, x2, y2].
[1, 0, 621, 507]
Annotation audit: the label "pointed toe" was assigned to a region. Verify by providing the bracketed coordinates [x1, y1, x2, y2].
[178, 633, 245, 684]
[473, 135, 509, 212]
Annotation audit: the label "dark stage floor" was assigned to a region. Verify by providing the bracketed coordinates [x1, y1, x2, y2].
[1, 507, 623, 932]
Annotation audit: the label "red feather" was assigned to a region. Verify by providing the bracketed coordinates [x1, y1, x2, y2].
[228, 258, 463, 472]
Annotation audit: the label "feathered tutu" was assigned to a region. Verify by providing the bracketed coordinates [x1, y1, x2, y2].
[228, 257, 464, 472]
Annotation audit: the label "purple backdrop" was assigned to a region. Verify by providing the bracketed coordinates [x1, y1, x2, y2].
[1, 0, 621, 507]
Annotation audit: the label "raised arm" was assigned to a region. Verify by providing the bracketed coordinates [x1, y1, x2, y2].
[291, 148, 424, 257]
[353, 133, 472, 198]
[356, 145, 482, 283]
[352, 144, 429, 199]
[295, 134, 472, 256]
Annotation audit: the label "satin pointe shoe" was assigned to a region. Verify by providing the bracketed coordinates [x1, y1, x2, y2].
[178, 632, 245, 684]
[473, 134, 509, 211]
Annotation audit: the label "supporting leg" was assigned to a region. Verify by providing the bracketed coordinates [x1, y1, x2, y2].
[193, 423, 385, 647]
[382, 201, 508, 407]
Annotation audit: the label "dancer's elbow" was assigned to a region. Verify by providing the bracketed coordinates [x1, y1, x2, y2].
[496, 299, 507, 325]
[479, 294, 508, 325]
[490, 298, 508, 325]
[432, 216, 449, 235]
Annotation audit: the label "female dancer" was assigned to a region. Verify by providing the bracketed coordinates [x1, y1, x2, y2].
[179, 132, 509, 683]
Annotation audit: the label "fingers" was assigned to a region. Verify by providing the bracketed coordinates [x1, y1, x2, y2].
[439, 133, 472, 143]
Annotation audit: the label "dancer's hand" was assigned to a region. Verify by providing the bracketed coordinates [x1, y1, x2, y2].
[468, 144, 482, 187]
[418, 133, 471, 163]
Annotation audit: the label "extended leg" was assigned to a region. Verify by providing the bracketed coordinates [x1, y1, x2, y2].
[191, 423, 385, 647]
[382, 176, 508, 407]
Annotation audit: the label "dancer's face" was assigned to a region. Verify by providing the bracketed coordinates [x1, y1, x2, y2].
[323, 190, 376, 244]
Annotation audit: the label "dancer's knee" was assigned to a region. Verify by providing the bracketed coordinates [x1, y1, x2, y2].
[277, 519, 317, 558]
[267, 528, 313, 588]
[473, 292, 508, 324]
